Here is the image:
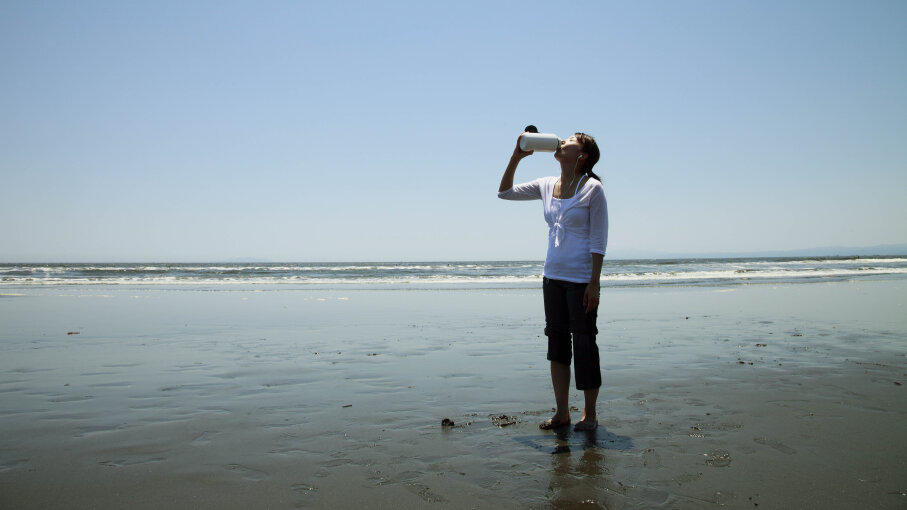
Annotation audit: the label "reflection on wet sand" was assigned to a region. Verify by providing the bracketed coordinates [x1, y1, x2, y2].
[539, 427, 631, 508]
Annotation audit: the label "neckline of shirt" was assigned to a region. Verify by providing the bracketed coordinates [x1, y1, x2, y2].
[552, 176, 588, 201]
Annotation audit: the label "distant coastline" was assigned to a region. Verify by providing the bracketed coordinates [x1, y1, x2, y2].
[606, 243, 907, 261]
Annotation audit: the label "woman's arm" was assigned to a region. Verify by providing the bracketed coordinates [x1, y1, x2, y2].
[588, 184, 608, 256]
[584, 253, 604, 313]
[499, 135, 533, 193]
[585, 185, 608, 313]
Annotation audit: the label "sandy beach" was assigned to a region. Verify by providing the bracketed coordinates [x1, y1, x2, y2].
[0, 279, 905, 509]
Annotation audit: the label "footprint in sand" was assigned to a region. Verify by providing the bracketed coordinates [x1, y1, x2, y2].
[99, 456, 165, 467]
[0, 458, 28, 472]
[322, 458, 353, 468]
[704, 449, 732, 467]
[267, 447, 306, 456]
[291, 483, 317, 495]
[642, 448, 663, 468]
[223, 464, 269, 481]
[190, 431, 218, 446]
[753, 437, 797, 455]
[407, 483, 446, 503]
[49, 394, 94, 403]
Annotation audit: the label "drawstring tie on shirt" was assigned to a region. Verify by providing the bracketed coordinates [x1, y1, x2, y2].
[552, 222, 565, 247]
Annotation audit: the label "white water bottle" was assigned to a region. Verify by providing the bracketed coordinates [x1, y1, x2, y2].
[519, 132, 560, 152]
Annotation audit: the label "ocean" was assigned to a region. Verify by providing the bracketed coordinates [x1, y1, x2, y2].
[2, 256, 906, 289]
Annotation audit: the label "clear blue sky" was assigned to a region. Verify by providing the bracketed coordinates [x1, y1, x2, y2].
[1, 0, 905, 262]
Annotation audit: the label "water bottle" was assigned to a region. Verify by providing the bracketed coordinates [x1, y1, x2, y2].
[519, 132, 561, 152]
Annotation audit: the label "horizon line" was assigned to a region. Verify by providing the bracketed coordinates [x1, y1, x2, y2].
[3, 253, 907, 265]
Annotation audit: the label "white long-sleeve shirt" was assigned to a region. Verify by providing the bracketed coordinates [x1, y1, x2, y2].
[499, 176, 608, 283]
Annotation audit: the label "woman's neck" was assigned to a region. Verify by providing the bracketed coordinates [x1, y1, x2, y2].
[556, 167, 582, 199]
[559, 160, 581, 185]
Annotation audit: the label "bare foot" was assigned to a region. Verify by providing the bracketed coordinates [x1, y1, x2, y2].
[574, 415, 597, 431]
[539, 415, 571, 430]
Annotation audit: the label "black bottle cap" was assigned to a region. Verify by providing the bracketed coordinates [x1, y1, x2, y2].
[524, 125, 538, 133]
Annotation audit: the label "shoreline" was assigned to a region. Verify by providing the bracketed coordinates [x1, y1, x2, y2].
[1, 280, 905, 508]
[2, 257, 906, 290]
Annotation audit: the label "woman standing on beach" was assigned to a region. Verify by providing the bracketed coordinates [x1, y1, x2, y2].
[498, 129, 608, 432]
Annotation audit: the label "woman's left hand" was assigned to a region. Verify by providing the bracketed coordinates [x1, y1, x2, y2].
[583, 281, 600, 313]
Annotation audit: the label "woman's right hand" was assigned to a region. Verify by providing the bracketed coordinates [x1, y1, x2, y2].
[512, 133, 534, 161]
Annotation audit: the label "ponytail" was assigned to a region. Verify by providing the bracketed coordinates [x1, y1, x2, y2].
[575, 132, 601, 181]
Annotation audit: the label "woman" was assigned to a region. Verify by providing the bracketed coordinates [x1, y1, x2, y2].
[498, 130, 608, 432]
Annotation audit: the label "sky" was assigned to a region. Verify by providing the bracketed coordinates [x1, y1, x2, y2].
[1, 0, 905, 262]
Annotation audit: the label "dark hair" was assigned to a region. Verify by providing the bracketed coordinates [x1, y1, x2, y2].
[575, 132, 601, 181]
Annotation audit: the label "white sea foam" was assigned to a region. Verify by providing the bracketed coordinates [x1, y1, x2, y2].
[2, 258, 905, 288]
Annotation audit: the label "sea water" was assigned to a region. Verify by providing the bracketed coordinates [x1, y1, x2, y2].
[2, 256, 906, 289]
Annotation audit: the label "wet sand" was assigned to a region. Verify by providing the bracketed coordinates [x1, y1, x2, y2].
[1, 280, 905, 509]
